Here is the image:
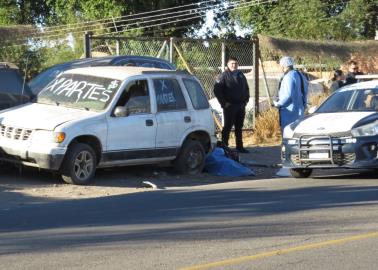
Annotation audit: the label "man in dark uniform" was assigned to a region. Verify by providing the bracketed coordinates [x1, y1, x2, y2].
[345, 60, 363, 85]
[214, 57, 250, 153]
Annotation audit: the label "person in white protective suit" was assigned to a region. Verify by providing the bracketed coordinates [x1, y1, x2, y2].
[273, 56, 309, 133]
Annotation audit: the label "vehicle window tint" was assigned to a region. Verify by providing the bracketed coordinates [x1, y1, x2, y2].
[0, 69, 25, 95]
[115, 80, 150, 115]
[317, 90, 354, 113]
[153, 78, 186, 112]
[139, 61, 155, 68]
[349, 88, 378, 111]
[182, 79, 209, 110]
[29, 66, 66, 95]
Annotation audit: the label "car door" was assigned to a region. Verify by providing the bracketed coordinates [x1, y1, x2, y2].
[153, 76, 192, 153]
[105, 78, 157, 162]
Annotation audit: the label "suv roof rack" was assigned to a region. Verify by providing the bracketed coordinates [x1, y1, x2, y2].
[141, 69, 191, 75]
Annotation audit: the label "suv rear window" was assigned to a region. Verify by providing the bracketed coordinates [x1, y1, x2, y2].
[183, 79, 209, 110]
[153, 78, 187, 112]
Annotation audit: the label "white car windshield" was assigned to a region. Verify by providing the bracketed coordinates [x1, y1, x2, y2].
[36, 74, 121, 111]
[317, 88, 378, 113]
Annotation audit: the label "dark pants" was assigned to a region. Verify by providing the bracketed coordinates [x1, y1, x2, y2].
[222, 103, 246, 149]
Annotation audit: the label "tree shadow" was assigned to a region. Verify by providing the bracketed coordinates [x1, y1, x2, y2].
[1, 182, 378, 255]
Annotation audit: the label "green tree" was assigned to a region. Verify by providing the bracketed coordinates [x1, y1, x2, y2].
[231, 0, 378, 41]
[0, 0, 52, 25]
[44, 0, 209, 37]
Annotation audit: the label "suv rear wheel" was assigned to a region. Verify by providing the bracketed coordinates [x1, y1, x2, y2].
[290, 168, 312, 178]
[174, 140, 205, 175]
[61, 143, 97, 185]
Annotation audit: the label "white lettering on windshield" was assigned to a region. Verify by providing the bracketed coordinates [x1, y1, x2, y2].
[44, 77, 119, 104]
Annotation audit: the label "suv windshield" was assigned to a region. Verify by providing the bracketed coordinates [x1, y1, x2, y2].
[28, 65, 67, 95]
[36, 74, 121, 111]
[317, 88, 378, 113]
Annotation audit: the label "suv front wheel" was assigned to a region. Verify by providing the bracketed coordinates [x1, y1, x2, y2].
[174, 140, 205, 175]
[61, 143, 97, 185]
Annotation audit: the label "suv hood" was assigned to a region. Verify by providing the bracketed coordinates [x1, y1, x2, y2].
[294, 112, 375, 135]
[0, 103, 97, 130]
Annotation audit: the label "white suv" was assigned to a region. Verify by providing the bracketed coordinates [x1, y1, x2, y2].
[0, 66, 216, 184]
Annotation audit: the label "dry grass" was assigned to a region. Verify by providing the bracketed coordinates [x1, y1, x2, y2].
[251, 108, 281, 145]
[249, 93, 330, 145]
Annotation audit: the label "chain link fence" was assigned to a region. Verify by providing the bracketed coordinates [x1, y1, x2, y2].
[88, 35, 258, 101]
[87, 35, 259, 131]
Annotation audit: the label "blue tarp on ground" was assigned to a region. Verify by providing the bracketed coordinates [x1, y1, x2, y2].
[204, 147, 255, 177]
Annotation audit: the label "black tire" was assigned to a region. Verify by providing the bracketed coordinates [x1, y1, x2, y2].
[290, 168, 313, 178]
[174, 140, 205, 175]
[61, 143, 97, 185]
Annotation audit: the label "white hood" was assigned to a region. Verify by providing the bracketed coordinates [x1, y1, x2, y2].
[0, 103, 97, 130]
[294, 112, 375, 134]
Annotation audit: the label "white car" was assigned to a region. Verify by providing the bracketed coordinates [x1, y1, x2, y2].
[282, 80, 378, 178]
[0, 66, 216, 184]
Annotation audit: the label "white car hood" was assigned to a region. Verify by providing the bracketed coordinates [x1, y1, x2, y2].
[0, 103, 97, 130]
[294, 112, 375, 134]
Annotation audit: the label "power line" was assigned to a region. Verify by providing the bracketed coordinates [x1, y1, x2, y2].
[9, 0, 233, 41]
[30, 0, 266, 37]
[37, 0, 224, 35]
[37, 0, 233, 36]
[42, 0, 218, 31]
[5, 0, 275, 46]
[46, 0, 272, 39]
[94, 0, 275, 37]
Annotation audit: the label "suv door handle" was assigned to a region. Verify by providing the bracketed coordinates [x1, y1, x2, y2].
[184, 116, 191, 123]
[145, 119, 154, 126]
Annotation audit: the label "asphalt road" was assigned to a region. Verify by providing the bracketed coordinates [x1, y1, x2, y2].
[1, 169, 378, 270]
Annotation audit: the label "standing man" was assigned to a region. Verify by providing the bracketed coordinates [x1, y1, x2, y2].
[214, 57, 250, 153]
[273, 56, 308, 133]
[345, 60, 363, 85]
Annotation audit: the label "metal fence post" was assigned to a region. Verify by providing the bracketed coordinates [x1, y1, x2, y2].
[169, 37, 174, 63]
[252, 36, 259, 117]
[221, 41, 226, 72]
[84, 31, 92, 58]
[116, 39, 120, 55]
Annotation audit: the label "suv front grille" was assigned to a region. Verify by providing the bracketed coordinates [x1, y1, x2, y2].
[0, 124, 33, 141]
[290, 153, 355, 166]
[290, 134, 356, 166]
[293, 131, 352, 138]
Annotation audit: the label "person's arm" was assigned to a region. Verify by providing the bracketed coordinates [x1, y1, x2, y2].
[243, 74, 250, 104]
[302, 73, 309, 107]
[214, 74, 227, 108]
[276, 75, 294, 107]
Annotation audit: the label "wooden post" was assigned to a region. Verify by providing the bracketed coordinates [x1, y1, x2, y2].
[252, 36, 260, 117]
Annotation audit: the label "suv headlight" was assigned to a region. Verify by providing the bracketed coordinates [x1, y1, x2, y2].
[351, 121, 378, 137]
[32, 130, 66, 143]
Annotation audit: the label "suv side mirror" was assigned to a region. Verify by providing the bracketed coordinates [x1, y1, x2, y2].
[114, 106, 127, 117]
[308, 106, 317, 114]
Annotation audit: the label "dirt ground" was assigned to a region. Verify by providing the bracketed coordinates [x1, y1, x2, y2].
[0, 145, 281, 203]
